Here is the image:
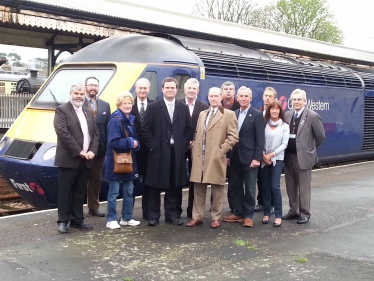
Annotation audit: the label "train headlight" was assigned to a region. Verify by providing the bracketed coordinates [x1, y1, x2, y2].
[0, 139, 6, 152]
[42, 146, 56, 160]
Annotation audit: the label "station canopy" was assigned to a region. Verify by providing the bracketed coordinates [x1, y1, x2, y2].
[1, 0, 374, 66]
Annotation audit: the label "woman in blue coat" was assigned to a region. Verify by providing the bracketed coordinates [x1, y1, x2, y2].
[104, 92, 140, 229]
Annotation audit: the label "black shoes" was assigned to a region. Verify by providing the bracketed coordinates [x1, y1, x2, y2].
[254, 204, 263, 212]
[70, 221, 93, 230]
[148, 219, 159, 226]
[297, 216, 310, 224]
[89, 209, 105, 217]
[57, 222, 68, 234]
[165, 218, 183, 225]
[282, 213, 299, 220]
[273, 222, 282, 227]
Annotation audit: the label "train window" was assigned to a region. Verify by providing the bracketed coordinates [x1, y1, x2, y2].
[133, 71, 159, 101]
[33, 68, 114, 106]
[175, 74, 191, 100]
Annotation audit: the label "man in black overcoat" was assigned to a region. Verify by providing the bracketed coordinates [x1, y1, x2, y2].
[142, 77, 193, 226]
[130, 78, 153, 219]
[179, 78, 209, 218]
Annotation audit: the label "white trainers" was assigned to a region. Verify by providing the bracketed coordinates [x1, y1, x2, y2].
[120, 219, 140, 226]
[106, 221, 120, 229]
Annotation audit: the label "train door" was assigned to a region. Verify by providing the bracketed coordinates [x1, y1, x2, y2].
[170, 66, 198, 100]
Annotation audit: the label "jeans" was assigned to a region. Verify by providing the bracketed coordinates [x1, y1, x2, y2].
[107, 180, 134, 222]
[261, 160, 283, 218]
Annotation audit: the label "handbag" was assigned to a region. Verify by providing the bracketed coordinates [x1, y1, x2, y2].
[112, 120, 133, 174]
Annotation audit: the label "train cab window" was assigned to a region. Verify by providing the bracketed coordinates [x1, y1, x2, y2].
[174, 74, 191, 100]
[32, 68, 114, 106]
[133, 71, 159, 101]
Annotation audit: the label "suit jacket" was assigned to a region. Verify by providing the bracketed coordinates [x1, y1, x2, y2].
[130, 97, 153, 175]
[221, 98, 240, 111]
[285, 107, 325, 170]
[142, 99, 193, 189]
[230, 106, 265, 165]
[190, 106, 239, 185]
[83, 98, 111, 157]
[180, 98, 209, 132]
[54, 102, 99, 169]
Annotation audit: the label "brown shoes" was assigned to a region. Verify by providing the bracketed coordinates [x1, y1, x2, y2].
[222, 215, 244, 222]
[210, 220, 220, 229]
[186, 219, 203, 227]
[243, 218, 253, 227]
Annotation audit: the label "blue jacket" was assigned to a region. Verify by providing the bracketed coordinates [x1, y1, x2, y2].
[103, 109, 140, 181]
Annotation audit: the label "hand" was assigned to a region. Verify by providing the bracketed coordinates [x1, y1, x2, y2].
[86, 151, 95, 160]
[250, 159, 260, 168]
[262, 154, 272, 165]
[227, 158, 230, 166]
[133, 140, 139, 148]
[79, 151, 88, 159]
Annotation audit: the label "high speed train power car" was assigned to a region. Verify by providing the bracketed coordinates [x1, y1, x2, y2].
[0, 33, 373, 209]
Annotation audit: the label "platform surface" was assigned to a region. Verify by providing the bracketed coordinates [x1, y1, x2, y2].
[0, 162, 373, 281]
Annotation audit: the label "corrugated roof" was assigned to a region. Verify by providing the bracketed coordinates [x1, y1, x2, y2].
[6, 0, 374, 65]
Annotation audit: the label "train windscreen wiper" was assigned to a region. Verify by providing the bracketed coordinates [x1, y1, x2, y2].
[49, 89, 61, 106]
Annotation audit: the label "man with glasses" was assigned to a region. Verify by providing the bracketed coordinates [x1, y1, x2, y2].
[84, 76, 111, 217]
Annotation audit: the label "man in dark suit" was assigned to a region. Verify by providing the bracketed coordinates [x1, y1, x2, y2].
[283, 89, 325, 224]
[221, 81, 240, 212]
[54, 83, 99, 234]
[255, 87, 277, 213]
[130, 78, 153, 219]
[178, 78, 209, 218]
[142, 77, 193, 226]
[84, 77, 111, 217]
[223, 86, 265, 227]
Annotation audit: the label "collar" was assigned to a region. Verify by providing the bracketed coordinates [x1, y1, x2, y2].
[295, 106, 305, 116]
[137, 97, 147, 105]
[185, 97, 196, 106]
[240, 105, 250, 114]
[163, 98, 175, 106]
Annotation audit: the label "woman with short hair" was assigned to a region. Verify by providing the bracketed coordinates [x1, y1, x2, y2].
[104, 92, 140, 229]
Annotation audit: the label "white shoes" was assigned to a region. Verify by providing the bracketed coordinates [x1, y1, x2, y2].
[120, 219, 140, 226]
[106, 221, 120, 229]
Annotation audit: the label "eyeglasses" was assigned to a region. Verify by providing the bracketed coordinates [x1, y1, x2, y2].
[86, 84, 99, 87]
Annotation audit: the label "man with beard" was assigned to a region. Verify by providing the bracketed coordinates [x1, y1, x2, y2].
[54, 83, 99, 234]
[84, 77, 111, 217]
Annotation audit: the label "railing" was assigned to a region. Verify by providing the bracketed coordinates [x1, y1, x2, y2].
[0, 93, 33, 128]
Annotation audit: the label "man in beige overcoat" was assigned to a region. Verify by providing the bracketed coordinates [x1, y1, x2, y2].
[187, 87, 238, 229]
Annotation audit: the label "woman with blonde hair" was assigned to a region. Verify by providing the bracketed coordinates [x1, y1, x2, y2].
[104, 92, 140, 229]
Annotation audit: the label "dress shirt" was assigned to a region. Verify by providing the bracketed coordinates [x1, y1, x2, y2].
[185, 98, 195, 116]
[294, 107, 305, 119]
[238, 106, 250, 131]
[164, 98, 175, 144]
[137, 97, 148, 112]
[73, 105, 90, 152]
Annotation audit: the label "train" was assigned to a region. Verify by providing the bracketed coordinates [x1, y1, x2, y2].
[0, 33, 373, 210]
[0, 74, 25, 94]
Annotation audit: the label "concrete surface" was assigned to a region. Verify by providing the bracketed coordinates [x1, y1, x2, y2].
[0, 162, 373, 281]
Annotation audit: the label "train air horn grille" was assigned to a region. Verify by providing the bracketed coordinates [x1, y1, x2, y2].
[3, 140, 41, 160]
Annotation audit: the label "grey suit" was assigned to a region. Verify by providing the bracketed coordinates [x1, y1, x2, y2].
[284, 107, 325, 218]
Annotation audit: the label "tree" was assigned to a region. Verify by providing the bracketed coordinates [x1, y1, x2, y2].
[193, 0, 343, 44]
[7, 52, 22, 66]
[263, 0, 343, 44]
[192, 0, 261, 25]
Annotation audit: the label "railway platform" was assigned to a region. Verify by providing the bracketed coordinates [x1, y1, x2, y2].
[0, 162, 373, 281]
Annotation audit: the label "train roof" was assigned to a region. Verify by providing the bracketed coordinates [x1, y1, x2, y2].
[64, 35, 198, 64]
[17, 0, 374, 66]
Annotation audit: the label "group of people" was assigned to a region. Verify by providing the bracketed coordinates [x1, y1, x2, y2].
[53, 76, 325, 234]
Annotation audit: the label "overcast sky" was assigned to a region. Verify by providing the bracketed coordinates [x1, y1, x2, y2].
[1, 0, 373, 63]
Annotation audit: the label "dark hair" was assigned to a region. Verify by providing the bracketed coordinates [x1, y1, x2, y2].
[264, 101, 286, 124]
[162, 77, 178, 88]
[85, 76, 99, 85]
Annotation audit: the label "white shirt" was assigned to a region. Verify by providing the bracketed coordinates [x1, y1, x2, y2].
[164, 98, 175, 144]
[73, 105, 90, 153]
[185, 98, 196, 117]
[294, 106, 305, 118]
[238, 106, 250, 131]
[205, 107, 218, 127]
[137, 97, 148, 112]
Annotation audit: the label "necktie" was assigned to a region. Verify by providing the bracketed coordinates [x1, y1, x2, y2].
[168, 103, 174, 122]
[294, 112, 299, 119]
[140, 102, 145, 124]
[207, 109, 215, 127]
